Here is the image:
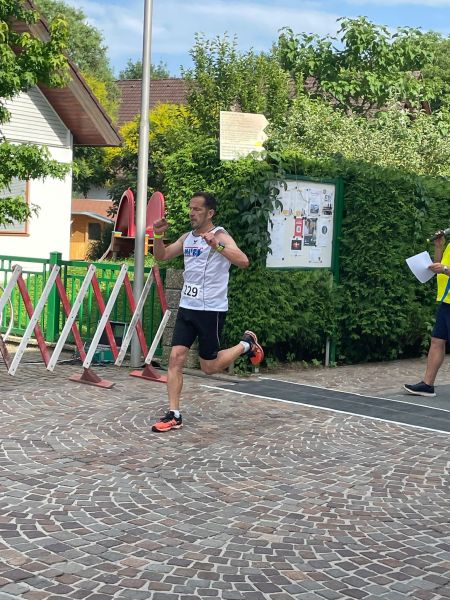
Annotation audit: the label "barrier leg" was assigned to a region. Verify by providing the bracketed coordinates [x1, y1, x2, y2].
[69, 367, 115, 389]
[129, 267, 169, 384]
[129, 363, 167, 383]
[9, 268, 58, 375]
[129, 309, 170, 384]
[82, 265, 128, 368]
[47, 268, 94, 370]
[115, 272, 151, 366]
[69, 265, 128, 389]
[0, 333, 11, 370]
[52, 268, 114, 388]
[0, 265, 20, 371]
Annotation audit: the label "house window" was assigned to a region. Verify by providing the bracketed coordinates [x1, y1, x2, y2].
[0, 179, 29, 235]
[88, 222, 101, 241]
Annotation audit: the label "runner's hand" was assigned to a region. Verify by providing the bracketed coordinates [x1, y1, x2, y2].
[153, 218, 169, 236]
[200, 231, 219, 249]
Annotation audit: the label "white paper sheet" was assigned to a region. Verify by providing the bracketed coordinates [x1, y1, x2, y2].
[309, 247, 322, 263]
[405, 251, 435, 283]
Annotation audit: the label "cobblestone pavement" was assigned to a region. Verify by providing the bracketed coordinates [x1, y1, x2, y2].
[0, 357, 449, 600]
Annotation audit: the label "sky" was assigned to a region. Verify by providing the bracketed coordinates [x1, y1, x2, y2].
[67, 0, 450, 77]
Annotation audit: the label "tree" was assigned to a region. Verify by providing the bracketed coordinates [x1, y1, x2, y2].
[33, 0, 114, 86]
[182, 34, 290, 135]
[0, 0, 70, 226]
[118, 59, 171, 80]
[270, 93, 450, 177]
[34, 0, 120, 198]
[105, 103, 193, 207]
[33, 0, 119, 118]
[277, 17, 440, 116]
[420, 34, 450, 112]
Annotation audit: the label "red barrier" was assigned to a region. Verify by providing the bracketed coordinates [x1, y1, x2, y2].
[0, 262, 169, 389]
[16, 272, 51, 367]
[129, 265, 168, 384]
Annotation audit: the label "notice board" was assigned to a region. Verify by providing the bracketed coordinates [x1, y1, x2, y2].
[266, 178, 342, 270]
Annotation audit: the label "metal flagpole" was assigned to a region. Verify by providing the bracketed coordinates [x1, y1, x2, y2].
[131, 0, 154, 367]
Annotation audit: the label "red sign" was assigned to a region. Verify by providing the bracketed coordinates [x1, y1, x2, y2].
[294, 217, 303, 237]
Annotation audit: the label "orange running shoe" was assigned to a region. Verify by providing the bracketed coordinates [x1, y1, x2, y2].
[242, 330, 264, 366]
[151, 411, 183, 433]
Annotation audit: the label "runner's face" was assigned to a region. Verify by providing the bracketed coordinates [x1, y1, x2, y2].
[189, 196, 213, 230]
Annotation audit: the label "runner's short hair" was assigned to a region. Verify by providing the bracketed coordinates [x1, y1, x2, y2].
[192, 191, 217, 215]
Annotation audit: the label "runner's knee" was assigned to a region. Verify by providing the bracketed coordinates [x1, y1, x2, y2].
[200, 359, 217, 375]
[169, 347, 188, 370]
[430, 337, 446, 349]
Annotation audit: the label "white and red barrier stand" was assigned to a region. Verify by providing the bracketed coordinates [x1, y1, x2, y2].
[0, 263, 170, 388]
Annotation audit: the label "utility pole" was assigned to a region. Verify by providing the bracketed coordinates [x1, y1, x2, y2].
[131, 0, 154, 367]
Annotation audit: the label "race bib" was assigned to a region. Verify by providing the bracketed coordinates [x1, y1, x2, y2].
[182, 282, 202, 299]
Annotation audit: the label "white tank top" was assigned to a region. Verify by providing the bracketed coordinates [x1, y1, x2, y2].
[180, 226, 230, 311]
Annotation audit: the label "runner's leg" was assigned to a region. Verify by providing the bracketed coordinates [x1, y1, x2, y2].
[167, 345, 190, 410]
[200, 344, 247, 375]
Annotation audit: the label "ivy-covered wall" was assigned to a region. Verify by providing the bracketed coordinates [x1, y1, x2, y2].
[159, 145, 450, 365]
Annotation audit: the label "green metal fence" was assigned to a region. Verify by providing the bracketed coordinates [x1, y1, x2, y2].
[0, 252, 165, 356]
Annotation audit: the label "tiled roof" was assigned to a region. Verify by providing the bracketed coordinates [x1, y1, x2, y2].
[72, 198, 114, 220]
[116, 78, 188, 127]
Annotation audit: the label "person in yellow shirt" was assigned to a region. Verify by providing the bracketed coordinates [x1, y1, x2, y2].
[404, 231, 450, 397]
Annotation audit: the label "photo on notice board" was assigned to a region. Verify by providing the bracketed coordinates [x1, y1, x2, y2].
[304, 218, 317, 247]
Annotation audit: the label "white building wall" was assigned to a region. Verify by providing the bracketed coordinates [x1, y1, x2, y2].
[1, 87, 71, 147]
[0, 146, 73, 260]
[0, 87, 73, 261]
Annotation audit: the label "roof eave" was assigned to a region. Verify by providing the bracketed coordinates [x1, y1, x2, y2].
[72, 212, 114, 223]
[15, 1, 121, 147]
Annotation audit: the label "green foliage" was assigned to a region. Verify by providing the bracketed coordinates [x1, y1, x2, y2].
[182, 34, 290, 135]
[33, 0, 115, 88]
[82, 72, 118, 122]
[224, 267, 335, 362]
[104, 27, 450, 365]
[335, 166, 437, 362]
[85, 223, 113, 261]
[118, 59, 171, 80]
[157, 137, 449, 364]
[73, 147, 111, 198]
[106, 103, 196, 208]
[0, 143, 70, 226]
[271, 94, 450, 177]
[0, 1, 70, 226]
[421, 35, 450, 112]
[0, 0, 68, 118]
[277, 17, 440, 115]
[272, 152, 447, 363]
[34, 0, 120, 199]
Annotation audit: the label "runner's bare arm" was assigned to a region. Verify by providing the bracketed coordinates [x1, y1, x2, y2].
[213, 232, 249, 269]
[153, 218, 188, 261]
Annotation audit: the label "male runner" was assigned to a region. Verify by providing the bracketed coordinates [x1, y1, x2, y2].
[151, 191, 264, 432]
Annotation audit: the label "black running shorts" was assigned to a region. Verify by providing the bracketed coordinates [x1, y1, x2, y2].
[171, 307, 227, 360]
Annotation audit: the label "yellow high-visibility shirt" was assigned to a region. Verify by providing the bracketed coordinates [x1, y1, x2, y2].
[437, 243, 450, 303]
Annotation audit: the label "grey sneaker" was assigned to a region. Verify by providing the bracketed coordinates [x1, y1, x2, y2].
[403, 381, 436, 397]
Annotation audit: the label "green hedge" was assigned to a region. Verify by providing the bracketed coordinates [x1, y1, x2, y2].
[159, 144, 450, 364]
